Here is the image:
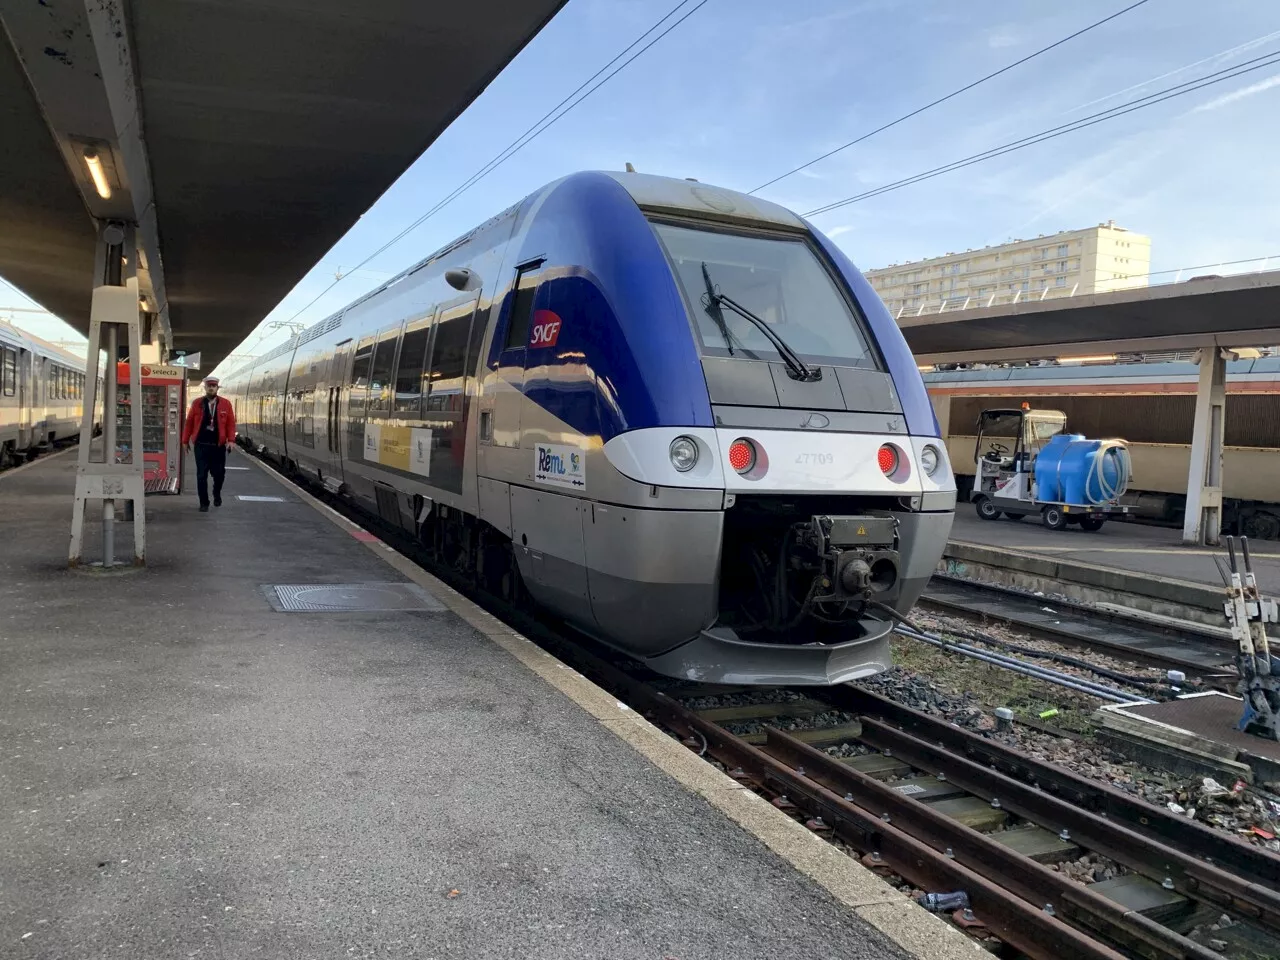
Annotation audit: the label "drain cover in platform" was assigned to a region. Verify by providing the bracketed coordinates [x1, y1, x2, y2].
[263, 582, 444, 613]
[237, 494, 287, 502]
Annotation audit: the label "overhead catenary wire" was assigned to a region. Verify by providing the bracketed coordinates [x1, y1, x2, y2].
[748, 0, 1153, 195]
[259, 0, 711, 348]
[803, 48, 1280, 218]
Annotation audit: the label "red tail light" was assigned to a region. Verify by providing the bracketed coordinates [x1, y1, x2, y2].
[728, 439, 755, 474]
[877, 444, 898, 475]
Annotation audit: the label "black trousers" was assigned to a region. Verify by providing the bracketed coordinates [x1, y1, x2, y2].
[193, 443, 227, 506]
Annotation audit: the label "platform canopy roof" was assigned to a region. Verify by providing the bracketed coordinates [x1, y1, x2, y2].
[901, 271, 1280, 365]
[0, 0, 567, 370]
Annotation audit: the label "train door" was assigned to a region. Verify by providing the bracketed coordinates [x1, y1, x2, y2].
[30, 353, 44, 447]
[16, 348, 32, 450]
[482, 259, 544, 452]
[324, 339, 354, 483]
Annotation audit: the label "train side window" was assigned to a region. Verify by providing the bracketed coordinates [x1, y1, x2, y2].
[368, 330, 399, 414]
[1, 349, 15, 396]
[426, 304, 475, 414]
[503, 268, 539, 351]
[349, 341, 373, 388]
[347, 338, 374, 422]
[393, 318, 431, 415]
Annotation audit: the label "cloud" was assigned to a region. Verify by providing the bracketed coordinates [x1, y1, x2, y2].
[987, 32, 1018, 48]
[825, 225, 855, 238]
[1190, 72, 1280, 113]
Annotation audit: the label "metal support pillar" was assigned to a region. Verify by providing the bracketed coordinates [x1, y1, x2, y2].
[1182, 345, 1227, 546]
[69, 222, 146, 567]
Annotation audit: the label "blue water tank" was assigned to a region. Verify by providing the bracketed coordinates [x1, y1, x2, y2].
[1035, 436, 1130, 504]
[1033, 434, 1083, 502]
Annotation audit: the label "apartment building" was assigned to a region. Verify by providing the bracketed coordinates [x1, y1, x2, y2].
[864, 221, 1151, 316]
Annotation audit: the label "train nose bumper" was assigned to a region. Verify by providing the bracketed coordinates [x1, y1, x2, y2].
[643, 617, 895, 686]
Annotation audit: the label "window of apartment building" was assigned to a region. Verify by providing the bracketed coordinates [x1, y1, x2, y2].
[1057, 243, 1069, 256]
[1056, 276, 1066, 287]
[1021, 281, 1029, 291]
[1057, 261, 1067, 273]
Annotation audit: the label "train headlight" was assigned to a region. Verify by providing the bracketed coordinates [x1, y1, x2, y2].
[669, 436, 699, 472]
[920, 444, 940, 477]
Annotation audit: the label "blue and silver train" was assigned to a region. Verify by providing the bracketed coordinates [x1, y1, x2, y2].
[224, 171, 956, 685]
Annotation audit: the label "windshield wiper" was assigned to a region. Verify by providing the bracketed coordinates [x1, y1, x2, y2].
[700, 263, 737, 357]
[700, 262, 819, 382]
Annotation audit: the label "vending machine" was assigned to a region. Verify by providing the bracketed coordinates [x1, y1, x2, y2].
[115, 362, 187, 493]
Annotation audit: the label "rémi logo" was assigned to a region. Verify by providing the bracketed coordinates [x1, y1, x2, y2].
[538, 447, 567, 475]
[529, 309, 562, 348]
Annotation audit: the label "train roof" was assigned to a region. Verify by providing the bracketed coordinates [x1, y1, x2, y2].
[0, 319, 88, 369]
[599, 170, 805, 230]
[223, 170, 820, 383]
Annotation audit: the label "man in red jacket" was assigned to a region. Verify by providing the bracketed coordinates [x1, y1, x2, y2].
[181, 376, 237, 512]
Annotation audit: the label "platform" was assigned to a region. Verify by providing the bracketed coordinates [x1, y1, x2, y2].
[949, 512, 1280, 590]
[941, 512, 1280, 630]
[0, 450, 980, 960]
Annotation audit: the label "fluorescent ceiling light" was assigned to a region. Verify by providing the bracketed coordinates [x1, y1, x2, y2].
[82, 148, 111, 199]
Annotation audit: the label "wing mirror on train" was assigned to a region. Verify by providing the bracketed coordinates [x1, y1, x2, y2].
[445, 268, 482, 292]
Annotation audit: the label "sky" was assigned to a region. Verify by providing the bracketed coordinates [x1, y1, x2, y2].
[4, 0, 1278, 368]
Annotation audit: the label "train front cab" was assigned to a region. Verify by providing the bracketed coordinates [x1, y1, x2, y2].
[482, 172, 955, 685]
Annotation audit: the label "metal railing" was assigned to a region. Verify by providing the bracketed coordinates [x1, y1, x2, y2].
[887, 254, 1279, 319]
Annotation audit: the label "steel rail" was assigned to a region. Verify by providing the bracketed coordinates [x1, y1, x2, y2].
[763, 727, 1219, 960]
[621, 684, 1128, 960]
[820, 685, 1280, 917]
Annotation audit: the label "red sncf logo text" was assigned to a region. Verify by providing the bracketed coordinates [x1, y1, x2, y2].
[529, 310, 562, 348]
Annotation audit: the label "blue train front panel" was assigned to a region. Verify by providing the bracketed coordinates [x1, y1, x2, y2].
[475, 172, 955, 685]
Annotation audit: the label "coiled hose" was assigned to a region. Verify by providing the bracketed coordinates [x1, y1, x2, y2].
[1085, 440, 1132, 505]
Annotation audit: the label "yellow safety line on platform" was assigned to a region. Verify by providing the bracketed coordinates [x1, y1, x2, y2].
[244, 450, 986, 960]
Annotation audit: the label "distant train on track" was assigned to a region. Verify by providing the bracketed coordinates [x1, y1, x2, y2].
[0, 320, 96, 468]
[225, 171, 956, 685]
[925, 359, 1280, 539]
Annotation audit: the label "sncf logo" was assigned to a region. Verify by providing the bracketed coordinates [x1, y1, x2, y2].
[529, 309, 562, 348]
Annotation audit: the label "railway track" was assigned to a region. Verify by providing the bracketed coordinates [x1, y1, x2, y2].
[919, 574, 1236, 680]
[253, 448, 1280, 960]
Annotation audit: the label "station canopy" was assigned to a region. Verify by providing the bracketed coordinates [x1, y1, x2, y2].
[901, 271, 1280, 365]
[0, 0, 567, 370]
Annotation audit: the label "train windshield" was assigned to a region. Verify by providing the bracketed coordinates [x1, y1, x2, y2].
[652, 222, 875, 367]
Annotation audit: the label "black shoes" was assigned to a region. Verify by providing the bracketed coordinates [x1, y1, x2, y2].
[214, 496, 222, 507]
[199, 503, 209, 512]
